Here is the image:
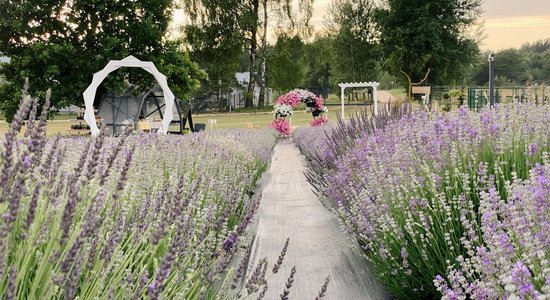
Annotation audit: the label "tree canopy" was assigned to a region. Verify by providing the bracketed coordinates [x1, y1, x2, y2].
[184, 0, 244, 109]
[328, 0, 380, 85]
[470, 39, 550, 86]
[376, 0, 481, 86]
[268, 35, 307, 91]
[0, 0, 203, 121]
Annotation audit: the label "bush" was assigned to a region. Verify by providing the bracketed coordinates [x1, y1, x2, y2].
[295, 103, 550, 298]
[0, 90, 276, 299]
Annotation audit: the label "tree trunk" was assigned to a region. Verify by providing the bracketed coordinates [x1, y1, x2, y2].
[257, 0, 268, 108]
[217, 78, 223, 111]
[246, 0, 260, 108]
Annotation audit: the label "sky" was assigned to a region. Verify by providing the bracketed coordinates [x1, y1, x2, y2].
[310, 0, 550, 51]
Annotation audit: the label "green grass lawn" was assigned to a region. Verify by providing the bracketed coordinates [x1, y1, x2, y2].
[0, 104, 369, 136]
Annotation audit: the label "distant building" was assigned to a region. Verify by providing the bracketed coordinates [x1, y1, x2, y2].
[231, 72, 272, 108]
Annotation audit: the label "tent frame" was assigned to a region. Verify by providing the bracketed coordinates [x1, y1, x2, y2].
[99, 86, 185, 134]
[83, 55, 175, 136]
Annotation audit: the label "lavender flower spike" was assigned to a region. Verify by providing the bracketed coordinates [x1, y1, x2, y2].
[280, 266, 296, 300]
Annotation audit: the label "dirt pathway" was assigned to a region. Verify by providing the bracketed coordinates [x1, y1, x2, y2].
[247, 138, 388, 299]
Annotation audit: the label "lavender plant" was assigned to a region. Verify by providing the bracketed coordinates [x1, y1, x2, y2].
[0, 90, 276, 299]
[296, 103, 550, 298]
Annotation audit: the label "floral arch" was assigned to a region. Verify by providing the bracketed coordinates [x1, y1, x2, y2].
[270, 89, 328, 136]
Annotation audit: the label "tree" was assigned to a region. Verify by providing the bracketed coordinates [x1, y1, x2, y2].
[184, 0, 244, 110]
[304, 36, 333, 90]
[0, 0, 203, 121]
[376, 0, 481, 100]
[327, 0, 381, 86]
[268, 35, 307, 91]
[183, 0, 313, 108]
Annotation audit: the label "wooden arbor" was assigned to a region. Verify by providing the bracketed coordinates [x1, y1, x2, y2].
[338, 82, 380, 118]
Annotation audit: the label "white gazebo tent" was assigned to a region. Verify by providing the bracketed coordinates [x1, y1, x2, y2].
[338, 82, 380, 118]
[83, 55, 175, 136]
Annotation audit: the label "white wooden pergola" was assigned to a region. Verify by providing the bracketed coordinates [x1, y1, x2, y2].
[338, 82, 380, 118]
[83, 55, 175, 136]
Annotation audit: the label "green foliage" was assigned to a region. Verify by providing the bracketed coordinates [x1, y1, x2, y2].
[376, 0, 481, 85]
[328, 0, 380, 86]
[470, 39, 550, 86]
[183, 0, 314, 108]
[0, 0, 203, 122]
[268, 35, 307, 91]
[184, 0, 243, 94]
[304, 36, 333, 89]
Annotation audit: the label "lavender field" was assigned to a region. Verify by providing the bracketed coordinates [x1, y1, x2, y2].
[295, 103, 550, 299]
[0, 95, 276, 299]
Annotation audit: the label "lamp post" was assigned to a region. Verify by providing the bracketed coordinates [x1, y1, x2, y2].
[488, 53, 495, 107]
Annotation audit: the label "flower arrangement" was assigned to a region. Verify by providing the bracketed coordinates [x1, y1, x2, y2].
[275, 92, 301, 107]
[273, 104, 293, 118]
[310, 116, 329, 127]
[291, 89, 318, 104]
[270, 118, 291, 136]
[314, 95, 324, 108]
[272, 89, 329, 133]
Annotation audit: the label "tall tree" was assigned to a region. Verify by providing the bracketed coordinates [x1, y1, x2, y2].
[304, 36, 333, 91]
[242, 0, 261, 107]
[0, 0, 203, 121]
[183, 0, 313, 107]
[376, 0, 481, 100]
[327, 0, 380, 86]
[267, 35, 307, 91]
[184, 0, 244, 110]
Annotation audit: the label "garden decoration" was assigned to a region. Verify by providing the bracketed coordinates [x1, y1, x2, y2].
[270, 89, 328, 135]
[338, 82, 379, 118]
[83, 55, 175, 136]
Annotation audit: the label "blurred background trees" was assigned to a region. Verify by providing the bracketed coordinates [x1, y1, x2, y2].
[0, 0, 203, 121]
[1, 0, 549, 118]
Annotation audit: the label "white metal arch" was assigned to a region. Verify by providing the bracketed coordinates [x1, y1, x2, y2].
[83, 55, 175, 136]
[338, 82, 380, 118]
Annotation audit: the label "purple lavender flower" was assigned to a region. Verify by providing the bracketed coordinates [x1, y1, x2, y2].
[222, 233, 238, 251]
[511, 261, 535, 297]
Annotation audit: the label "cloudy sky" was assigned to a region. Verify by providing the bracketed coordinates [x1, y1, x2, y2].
[310, 0, 550, 50]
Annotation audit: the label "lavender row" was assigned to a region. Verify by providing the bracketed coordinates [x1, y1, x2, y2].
[295, 103, 550, 298]
[0, 89, 276, 299]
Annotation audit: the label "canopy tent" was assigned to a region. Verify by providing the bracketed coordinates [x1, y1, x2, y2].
[83, 55, 175, 136]
[338, 82, 380, 118]
[97, 85, 190, 136]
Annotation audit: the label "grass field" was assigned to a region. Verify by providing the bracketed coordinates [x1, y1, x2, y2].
[0, 104, 370, 136]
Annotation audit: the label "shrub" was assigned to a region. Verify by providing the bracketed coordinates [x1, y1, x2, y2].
[0, 89, 276, 299]
[296, 103, 550, 298]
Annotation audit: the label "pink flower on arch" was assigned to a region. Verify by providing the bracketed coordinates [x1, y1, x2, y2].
[270, 118, 291, 136]
[310, 116, 329, 127]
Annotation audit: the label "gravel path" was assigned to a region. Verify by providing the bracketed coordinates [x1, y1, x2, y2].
[247, 138, 388, 300]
